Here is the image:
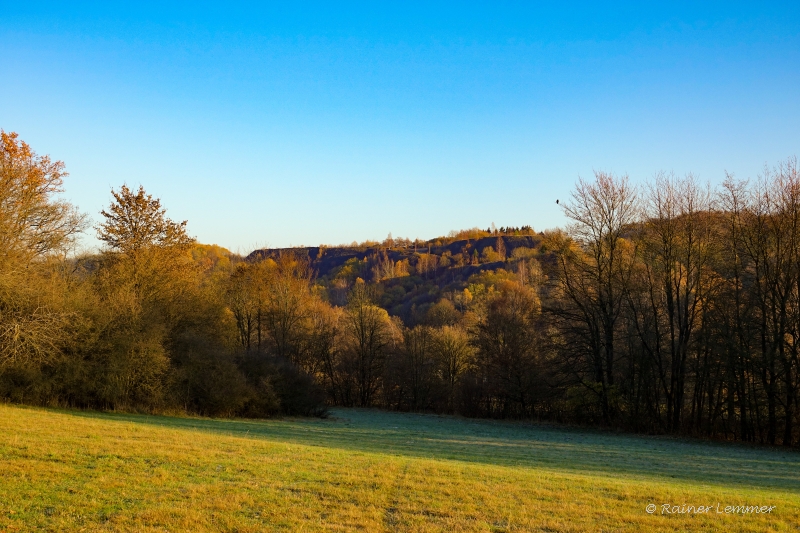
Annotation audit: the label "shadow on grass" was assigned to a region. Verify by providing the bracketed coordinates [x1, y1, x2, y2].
[65, 406, 800, 492]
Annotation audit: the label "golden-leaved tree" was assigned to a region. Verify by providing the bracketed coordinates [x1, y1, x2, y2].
[0, 131, 85, 370]
[93, 184, 197, 409]
[339, 279, 400, 407]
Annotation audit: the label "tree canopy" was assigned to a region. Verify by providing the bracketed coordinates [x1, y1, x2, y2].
[0, 131, 85, 266]
[97, 184, 194, 255]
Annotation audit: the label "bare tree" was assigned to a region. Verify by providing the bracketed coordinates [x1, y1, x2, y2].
[630, 173, 716, 432]
[553, 171, 639, 423]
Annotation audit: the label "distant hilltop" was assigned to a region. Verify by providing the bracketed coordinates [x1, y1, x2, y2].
[247, 234, 544, 280]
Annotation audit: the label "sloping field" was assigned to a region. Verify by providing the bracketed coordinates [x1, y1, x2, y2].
[0, 404, 797, 532]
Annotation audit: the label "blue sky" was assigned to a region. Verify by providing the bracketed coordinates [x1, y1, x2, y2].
[2, 3, 799, 251]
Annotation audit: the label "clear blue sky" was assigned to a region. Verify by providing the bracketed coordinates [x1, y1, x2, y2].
[2, 3, 799, 252]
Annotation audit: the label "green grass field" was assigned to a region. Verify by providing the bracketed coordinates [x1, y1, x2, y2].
[0, 404, 798, 532]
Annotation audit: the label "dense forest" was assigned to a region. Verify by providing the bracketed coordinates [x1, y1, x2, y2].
[2, 131, 799, 447]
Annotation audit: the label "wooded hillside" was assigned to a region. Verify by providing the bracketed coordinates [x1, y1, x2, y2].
[2, 130, 798, 447]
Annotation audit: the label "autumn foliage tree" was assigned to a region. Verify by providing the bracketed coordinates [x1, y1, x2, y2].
[339, 280, 399, 406]
[473, 282, 543, 418]
[97, 185, 195, 301]
[0, 131, 85, 370]
[83, 185, 195, 408]
[0, 131, 85, 267]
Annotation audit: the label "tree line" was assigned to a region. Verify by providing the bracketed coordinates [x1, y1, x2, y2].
[0, 132, 322, 417]
[545, 165, 800, 446]
[1, 131, 798, 446]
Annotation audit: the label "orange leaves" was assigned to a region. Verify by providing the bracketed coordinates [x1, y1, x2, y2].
[0, 130, 84, 265]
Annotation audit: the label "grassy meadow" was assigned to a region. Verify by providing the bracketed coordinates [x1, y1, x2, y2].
[0, 404, 798, 532]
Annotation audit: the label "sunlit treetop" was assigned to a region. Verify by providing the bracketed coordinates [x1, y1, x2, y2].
[0, 131, 85, 265]
[97, 184, 195, 255]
